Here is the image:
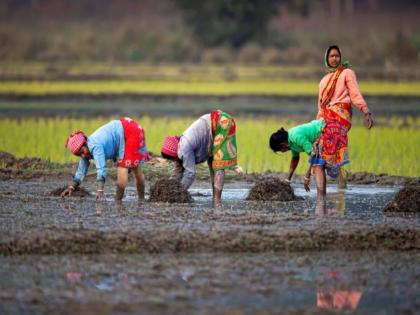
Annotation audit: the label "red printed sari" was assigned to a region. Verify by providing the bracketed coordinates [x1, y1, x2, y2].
[312, 66, 351, 177]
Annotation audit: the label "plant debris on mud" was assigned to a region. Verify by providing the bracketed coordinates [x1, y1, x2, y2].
[0, 151, 48, 170]
[246, 176, 299, 201]
[383, 185, 420, 212]
[49, 186, 91, 197]
[148, 179, 192, 203]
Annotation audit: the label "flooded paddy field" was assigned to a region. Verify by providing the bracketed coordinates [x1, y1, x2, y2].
[1, 176, 419, 314]
[1, 251, 420, 315]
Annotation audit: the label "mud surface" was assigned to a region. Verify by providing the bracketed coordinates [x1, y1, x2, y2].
[383, 185, 420, 213]
[247, 176, 300, 201]
[1, 177, 419, 255]
[49, 186, 91, 198]
[149, 179, 192, 203]
[0, 151, 50, 170]
[1, 175, 420, 314]
[1, 252, 420, 315]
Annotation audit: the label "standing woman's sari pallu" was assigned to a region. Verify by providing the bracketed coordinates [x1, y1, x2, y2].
[210, 110, 238, 171]
[310, 66, 350, 178]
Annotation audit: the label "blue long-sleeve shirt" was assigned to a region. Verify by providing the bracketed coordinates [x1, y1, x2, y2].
[73, 120, 125, 184]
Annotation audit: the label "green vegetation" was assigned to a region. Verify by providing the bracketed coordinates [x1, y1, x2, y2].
[1, 116, 418, 176]
[1, 79, 419, 97]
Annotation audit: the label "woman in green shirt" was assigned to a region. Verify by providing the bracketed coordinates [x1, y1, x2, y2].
[269, 117, 349, 200]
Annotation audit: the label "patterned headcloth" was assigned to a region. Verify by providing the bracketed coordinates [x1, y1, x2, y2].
[161, 136, 179, 158]
[65, 130, 87, 154]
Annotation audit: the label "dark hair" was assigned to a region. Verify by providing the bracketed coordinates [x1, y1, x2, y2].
[269, 128, 288, 152]
[327, 45, 341, 57]
[161, 152, 177, 160]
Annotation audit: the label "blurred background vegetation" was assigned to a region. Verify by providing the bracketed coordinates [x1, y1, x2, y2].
[0, 0, 419, 79]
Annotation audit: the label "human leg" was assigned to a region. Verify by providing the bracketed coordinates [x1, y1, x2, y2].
[132, 166, 145, 201]
[116, 167, 129, 202]
[337, 167, 348, 189]
[213, 170, 225, 208]
[313, 165, 326, 200]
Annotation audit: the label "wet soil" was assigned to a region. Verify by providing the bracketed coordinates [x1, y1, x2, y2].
[49, 186, 91, 198]
[1, 175, 420, 314]
[383, 185, 420, 213]
[149, 179, 192, 203]
[0, 177, 419, 255]
[246, 176, 301, 201]
[0, 151, 51, 170]
[1, 252, 420, 315]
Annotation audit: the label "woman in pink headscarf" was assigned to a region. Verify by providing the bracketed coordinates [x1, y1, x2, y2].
[161, 110, 238, 208]
[61, 117, 150, 202]
[316, 45, 374, 188]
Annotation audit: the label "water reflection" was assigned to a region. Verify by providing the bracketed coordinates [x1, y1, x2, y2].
[317, 290, 362, 310]
[313, 192, 346, 216]
[66, 271, 129, 291]
[317, 268, 363, 311]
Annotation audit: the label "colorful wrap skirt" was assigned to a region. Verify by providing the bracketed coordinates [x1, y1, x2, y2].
[309, 106, 350, 178]
[117, 117, 150, 168]
[210, 110, 238, 171]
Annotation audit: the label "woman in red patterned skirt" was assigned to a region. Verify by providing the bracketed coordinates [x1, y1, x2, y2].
[61, 117, 150, 202]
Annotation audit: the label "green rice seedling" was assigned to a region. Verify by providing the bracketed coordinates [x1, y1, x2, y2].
[0, 116, 418, 176]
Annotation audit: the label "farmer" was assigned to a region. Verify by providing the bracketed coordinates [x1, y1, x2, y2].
[160, 109, 238, 208]
[316, 44, 373, 188]
[269, 117, 349, 202]
[61, 117, 150, 202]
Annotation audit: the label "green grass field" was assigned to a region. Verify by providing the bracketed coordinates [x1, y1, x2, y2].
[1, 80, 419, 97]
[1, 116, 418, 176]
[1, 63, 420, 97]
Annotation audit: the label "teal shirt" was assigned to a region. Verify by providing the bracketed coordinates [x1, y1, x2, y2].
[288, 119, 324, 157]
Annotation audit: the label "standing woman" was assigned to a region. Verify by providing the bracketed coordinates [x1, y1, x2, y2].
[61, 117, 150, 202]
[160, 109, 238, 208]
[317, 45, 374, 187]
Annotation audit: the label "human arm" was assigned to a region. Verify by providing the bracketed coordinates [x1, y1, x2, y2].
[287, 155, 300, 182]
[180, 149, 196, 189]
[346, 70, 373, 129]
[61, 158, 90, 198]
[303, 163, 312, 192]
[91, 146, 107, 199]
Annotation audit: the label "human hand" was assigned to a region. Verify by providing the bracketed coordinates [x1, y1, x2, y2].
[303, 176, 311, 192]
[61, 186, 75, 198]
[96, 189, 105, 200]
[365, 112, 373, 129]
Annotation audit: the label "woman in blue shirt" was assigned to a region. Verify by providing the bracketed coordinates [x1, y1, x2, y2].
[61, 117, 150, 202]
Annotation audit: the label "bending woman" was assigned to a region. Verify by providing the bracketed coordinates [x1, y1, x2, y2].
[317, 45, 373, 187]
[269, 117, 349, 201]
[61, 117, 150, 202]
[161, 109, 238, 208]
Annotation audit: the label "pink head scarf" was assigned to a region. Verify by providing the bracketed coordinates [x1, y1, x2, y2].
[161, 136, 179, 158]
[65, 130, 87, 154]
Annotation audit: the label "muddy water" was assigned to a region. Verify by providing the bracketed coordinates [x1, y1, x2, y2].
[1, 252, 420, 314]
[1, 178, 420, 314]
[1, 178, 419, 253]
